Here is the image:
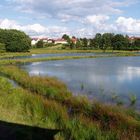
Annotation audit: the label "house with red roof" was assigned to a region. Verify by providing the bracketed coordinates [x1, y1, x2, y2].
[54, 38, 68, 44]
[129, 36, 140, 43]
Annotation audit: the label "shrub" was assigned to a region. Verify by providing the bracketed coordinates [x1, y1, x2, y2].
[0, 29, 31, 52]
[36, 40, 44, 48]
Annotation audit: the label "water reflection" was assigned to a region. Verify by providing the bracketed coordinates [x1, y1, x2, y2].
[1, 52, 116, 60]
[21, 56, 140, 108]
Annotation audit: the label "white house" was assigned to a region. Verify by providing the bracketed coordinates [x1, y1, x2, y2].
[54, 38, 68, 44]
[31, 37, 68, 45]
[31, 38, 40, 45]
[42, 37, 48, 43]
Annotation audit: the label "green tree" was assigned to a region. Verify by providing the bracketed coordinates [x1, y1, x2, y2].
[0, 29, 31, 52]
[82, 38, 88, 49]
[101, 33, 114, 52]
[94, 33, 102, 49]
[69, 39, 75, 49]
[0, 43, 5, 51]
[62, 34, 75, 49]
[133, 39, 140, 50]
[62, 34, 70, 41]
[36, 40, 44, 48]
[75, 39, 82, 49]
[112, 34, 128, 50]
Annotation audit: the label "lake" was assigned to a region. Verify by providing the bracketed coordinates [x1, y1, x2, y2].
[1, 52, 117, 60]
[21, 56, 140, 108]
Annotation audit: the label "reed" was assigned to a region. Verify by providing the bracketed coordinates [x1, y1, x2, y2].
[0, 65, 140, 139]
[0, 76, 127, 140]
[129, 94, 137, 106]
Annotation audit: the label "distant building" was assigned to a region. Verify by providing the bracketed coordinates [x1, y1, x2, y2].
[31, 37, 77, 46]
[129, 36, 140, 43]
[41, 37, 48, 43]
[31, 38, 40, 45]
[31, 37, 48, 45]
[71, 38, 77, 44]
[47, 39, 54, 43]
[54, 38, 68, 44]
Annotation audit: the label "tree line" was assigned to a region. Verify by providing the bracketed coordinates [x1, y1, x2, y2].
[62, 33, 140, 51]
[0, 29, 140, 52]
[0, 29, 31, 52]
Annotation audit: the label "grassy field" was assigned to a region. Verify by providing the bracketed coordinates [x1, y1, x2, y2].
[0, 49, 140, 139]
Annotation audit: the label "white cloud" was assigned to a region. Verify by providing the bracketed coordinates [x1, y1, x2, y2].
[116, 17, 140, 34]
[1, 16, 140, 38]
[3, 0, 139, 37]
[0, 19, 47, 36]
[0, 18, 69, 37]
[21, 24, 48, 34]
[7, 0, 136, 21]
[86, 15, 110, 25]
[0, 19, 20, 29]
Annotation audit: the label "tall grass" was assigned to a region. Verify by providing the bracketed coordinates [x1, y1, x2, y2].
[0, 77, 68, 128]
[0, 66, 72, 102]
[0, 66, 140, 139]
[129, 94, 137, 106]
[0, 76, 124, 140]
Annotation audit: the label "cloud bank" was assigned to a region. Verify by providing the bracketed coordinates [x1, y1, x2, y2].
[1, 0, 139, 37]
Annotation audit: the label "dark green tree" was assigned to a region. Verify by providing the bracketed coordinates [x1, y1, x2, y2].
[94, 33, 102, 49]
[82, 38, 88, 49]
[130, 39, 140, 50]
[62, 34, 70, 41]
[0, 43, 5, 51]
[134, 39, 140, 46]
[0, 29, 31, 52]
[112, 34, 128, 50]
[101, 33, 114, 52]
[36, 40, 44, 48]
[75, 39, 82, 49]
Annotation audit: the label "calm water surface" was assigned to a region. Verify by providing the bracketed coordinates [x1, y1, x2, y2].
[2, 52, 116, 60]
[21, 56, 140, 108]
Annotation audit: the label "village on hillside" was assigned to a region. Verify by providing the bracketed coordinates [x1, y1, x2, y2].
[31, 37, 77, 46]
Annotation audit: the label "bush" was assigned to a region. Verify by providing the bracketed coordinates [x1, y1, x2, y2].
[0, 29, 31, 52]
[0, 43, 5, 50]
[36, 40, 44, 48]
[0, 43, 6, 52]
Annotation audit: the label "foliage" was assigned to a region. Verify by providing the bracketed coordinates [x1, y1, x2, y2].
[62, 34, 70, 41]
[62, 34, 76, 49]
[101, 33, 114, 51]
[131, 39, 140, 50]
[0, 43, 6, 52]
[0, 43, 5, 50]
[36, 40, 44, 48]
[94, 33, 102, 49]
[61, 33, 140, 51]
[0, 29, 31, 52]
[129, 94, 137, 106]
[112, 34, 129, 50]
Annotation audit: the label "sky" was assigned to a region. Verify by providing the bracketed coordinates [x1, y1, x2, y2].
[0, 0, 140, 38]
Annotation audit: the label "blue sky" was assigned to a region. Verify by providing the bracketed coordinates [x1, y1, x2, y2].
[0, 0, 140, 37]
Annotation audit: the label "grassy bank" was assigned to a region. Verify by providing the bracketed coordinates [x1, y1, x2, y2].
[0, 65, 140, 139]
[0, 52, 140, 65]
[0, 48, 139, 59]
[0, 76, 123, 140]
[30, 48, 139, 54]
